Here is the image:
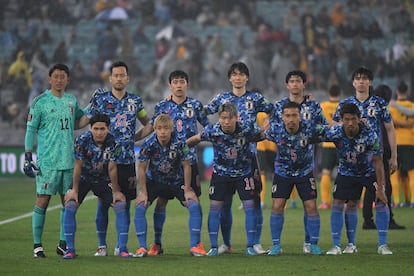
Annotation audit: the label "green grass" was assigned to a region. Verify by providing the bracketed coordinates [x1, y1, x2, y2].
[0, 178, 413, 275]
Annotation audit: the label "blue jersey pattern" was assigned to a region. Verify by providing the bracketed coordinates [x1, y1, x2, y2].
[326, 124, 382, 177]
[265, 122, 326, 177]
[87, 90, 145, 164]
[204, 91, 273, 154]
[200, 122, 261, 177]
[272, 97, 327, 127]
[74, 131, 120, 184]
[138, 133, 191, 186]
[151, 97, 209, 165]
[332, 95, 391, 137]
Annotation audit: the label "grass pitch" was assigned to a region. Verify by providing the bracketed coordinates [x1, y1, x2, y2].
[0, 178, 413, 275]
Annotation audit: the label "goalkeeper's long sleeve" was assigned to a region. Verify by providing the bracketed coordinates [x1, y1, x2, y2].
[24, 126, 36, 151]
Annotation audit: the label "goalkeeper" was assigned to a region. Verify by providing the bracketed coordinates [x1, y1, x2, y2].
[24, 63, 88, 258]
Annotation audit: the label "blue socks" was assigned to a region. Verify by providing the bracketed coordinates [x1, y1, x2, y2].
[134, 202, 148, 249]
[113, 201, 128, 252]
[330, 203, 344, 247]
[242, 200, 256, 247]
[208, 202, 222, 248]
[188, 200, 202, 247]
[153, 207, 166, 245]
[376, 202, 389, 246]
[345, 206, 358, 245]
[306, 212, 320, 245]
[270, 212, 284, 246]
[63, 201, 78, 251]
[95, 200, 110, 247]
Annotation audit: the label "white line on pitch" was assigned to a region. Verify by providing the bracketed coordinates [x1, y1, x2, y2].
[0, 195, 96, 226]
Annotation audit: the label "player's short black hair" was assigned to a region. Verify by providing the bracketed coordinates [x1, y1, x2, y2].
[110, 61, 129, 75]
[90, 113, 110, 127]
[340, 103, 361, 118]
[218, 102, 238, 118]
[282, 101, 301, 113]
[328, 84, 341, 97]
[169, 70, 189, 83]
[351, 67, 373, 81]
[285, 70, 307, 83]
[227, 62, 249, 78]
[374, 84, 392, 103]
[49, 63, 70, 77]
[397, 82, 408, 94]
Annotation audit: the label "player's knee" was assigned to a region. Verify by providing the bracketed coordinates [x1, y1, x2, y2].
[65, 200, 78, 210]
[113, 201, 126, 212]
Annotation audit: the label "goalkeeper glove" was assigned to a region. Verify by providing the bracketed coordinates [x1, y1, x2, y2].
[23, 152, 39, 178]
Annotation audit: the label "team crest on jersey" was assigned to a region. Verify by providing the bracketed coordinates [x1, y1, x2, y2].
[103, 147, 111, 160]
[302, 107, 311, 121]
[300, 137, 308, 147]
[237, 137, 245, 146]
[245, 99, 254, 110]
[127, 100, 135, 112]
[185, 107, 194, 118]
[68, 101, 74, 115]
[367, 103, 376, 117]
[356, 144, 365, 153]
[169, 150, 177, 159]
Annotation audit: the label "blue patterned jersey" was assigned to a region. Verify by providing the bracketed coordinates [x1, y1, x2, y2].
[204, 91, 273, 154]
[151, 97, 209, 165]
[200, 122, 262, 177]
[271, 97, 327, 127]
[74, 131, 121, 184]
[326, 123, 382, 177]
[87, 90, 146, 164]
[265, 122, 326, 177]
[332, 95, 391, 137]
[138, 133, 191, 186]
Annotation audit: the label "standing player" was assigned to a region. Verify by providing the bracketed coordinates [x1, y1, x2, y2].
[318, 84, 341, 209]
[87, 61, 153, 256]
[331, 67, 397, 231]
[204, 62, 273, 255]
[145, 70, 209, 255]
[187, 102, 264, 256]
[134, 114, 206, 257]
[389, 82, 414, 210]
[24, 63, 87, 258]
[265, 101, 325, 256]
[325, 103, 392, 255]
[63, 114, 129, 259]
[271, 70, 327, 254]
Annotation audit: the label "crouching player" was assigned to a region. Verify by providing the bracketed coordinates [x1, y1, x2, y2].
[63, 114, 129, 259]
[187, 102, 264, 256]
[133, 114, 206, 257]
[325, 103, 392, 255]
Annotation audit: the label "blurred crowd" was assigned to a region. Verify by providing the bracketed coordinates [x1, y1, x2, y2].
[1, 0, 414, 130]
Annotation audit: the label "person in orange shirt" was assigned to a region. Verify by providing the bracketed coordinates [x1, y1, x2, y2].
[256, 112, 277, 208]
[389, 82, 414, 209]
[330, 3, 346, 28]
[318, 84, 341, 209]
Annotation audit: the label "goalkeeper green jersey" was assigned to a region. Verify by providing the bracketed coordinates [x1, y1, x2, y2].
[26, 90, 84, 170]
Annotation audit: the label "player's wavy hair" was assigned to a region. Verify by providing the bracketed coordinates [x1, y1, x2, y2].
[227, 62, 249, 78]
[154, 114, 174, 129]
[169, 70, 189, 83]
[340, 103, 361, 118]
[351, 67, 373, 81]
[218, 102, 238, 118]
[285, 70, 306, 83]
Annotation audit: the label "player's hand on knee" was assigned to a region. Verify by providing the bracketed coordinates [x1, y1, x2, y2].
[23, 152, 39, 178]
[113, 191, 126, 203]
